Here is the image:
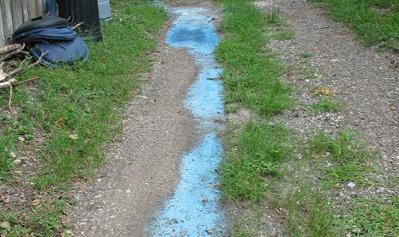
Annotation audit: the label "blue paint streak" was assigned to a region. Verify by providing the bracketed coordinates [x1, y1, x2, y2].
[152, 133, 223, 236]
[150, 7, 225, 236]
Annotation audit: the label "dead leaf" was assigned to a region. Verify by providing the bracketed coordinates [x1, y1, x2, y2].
[55, 118, 63, 128]
[313, 47, 324, 52]
[86, 129, 92, 138]
[69, 134, 78, 140]
[314, 87, 336, 97]
[31, 200, 41, 206]
[0, 221, 11, 231]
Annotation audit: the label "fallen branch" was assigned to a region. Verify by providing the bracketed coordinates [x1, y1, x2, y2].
[13, 76, 40, 85]
[8, 83, 12, 111]
[72, 22, 84, 30]
[27, 51, 48, 69]
[0, 50, 47, 82]
[0, 78, 16, 89]
[6, 56, 31, 77]
[0, 44, 23, 55]
[0, 48, 27, 63]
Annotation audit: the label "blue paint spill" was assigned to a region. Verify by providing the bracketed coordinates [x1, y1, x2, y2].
[149, 7, 225, 236]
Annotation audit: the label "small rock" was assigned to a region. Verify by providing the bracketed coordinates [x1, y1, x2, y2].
[69, 134, 78, 140]
[126, 189, 131, 193]
[348, 182, 356, 188]
[9, 152, 16, 158]
[0, 221, 11, 231]
[18, 136, 25, 142]
[13, 159, 22, 166]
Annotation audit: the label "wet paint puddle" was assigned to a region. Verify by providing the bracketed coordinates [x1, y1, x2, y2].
[148, 7, 225, 236]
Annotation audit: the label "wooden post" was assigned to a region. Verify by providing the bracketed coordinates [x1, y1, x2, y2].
[0, 4, 5, 47]
[1, 0, 13, 45]
[11, 0, 24, 31]
[28, 0, 37, 20]
[22, 1, 30, 22]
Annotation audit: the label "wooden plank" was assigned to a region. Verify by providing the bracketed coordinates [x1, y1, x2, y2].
[22, 0, 29, 22]
[11, 0, 24, 31]
[36, 0, 44, 17]
[0, 3, 5, 47]
[1, 0, 13, 45]
[28, 0, 37, 19]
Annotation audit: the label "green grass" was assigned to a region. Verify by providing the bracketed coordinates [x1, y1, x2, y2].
[311, 97, 345, 112]
[340, 196, 399, 236]
[216, 2, 291, 117]
[283, 184, 335, 236]
[310, 0, 399, 50]
[0, 0, 168, 235]
[221, 121, 293, 201]
[271, 29, 295, 40]
[297, 52, 313, 58]
[306, 130, 377, 185]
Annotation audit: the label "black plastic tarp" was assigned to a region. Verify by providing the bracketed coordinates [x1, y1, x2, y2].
[57, 0, 103, 41]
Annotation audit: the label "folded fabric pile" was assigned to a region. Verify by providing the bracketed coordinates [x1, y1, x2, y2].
[12, 15, 89, 68]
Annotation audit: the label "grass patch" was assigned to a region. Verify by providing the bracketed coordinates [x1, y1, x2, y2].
[221, 121, 293, 202]
[305, 130, 377, 186]
[216, 2, 292, 117]
[0, 0, 168, 235]
[310, 0, 399, 50]
[340, 196, 399, 236]
[272, 29, 295, 40]
[297, 52, 313, 58]
[282, 184, 335, 236]
[311, 97, 345, 112]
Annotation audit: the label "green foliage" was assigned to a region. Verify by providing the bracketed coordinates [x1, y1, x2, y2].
[216, 2, 292, 117]
[284, 184, 335, 236]
[310, 0, 399, 50]
[311, 97, 345, 112]
[221, 121, 292, 201]
[340, 196, 399, 236]
[306, 130, 376, 185]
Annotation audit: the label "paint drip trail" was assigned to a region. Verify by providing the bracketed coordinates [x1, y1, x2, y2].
[149, 7, 225, 236]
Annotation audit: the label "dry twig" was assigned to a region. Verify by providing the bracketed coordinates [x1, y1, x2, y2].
[0, 44, 23, 55]
[72, 22, 84, 30]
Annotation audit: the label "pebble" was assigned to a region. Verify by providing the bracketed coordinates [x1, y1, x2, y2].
[13, 159, 22, 166]
[9, 152, 16, 158]
[347, 182, 356, 188]
[18, 137, 25, 142]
